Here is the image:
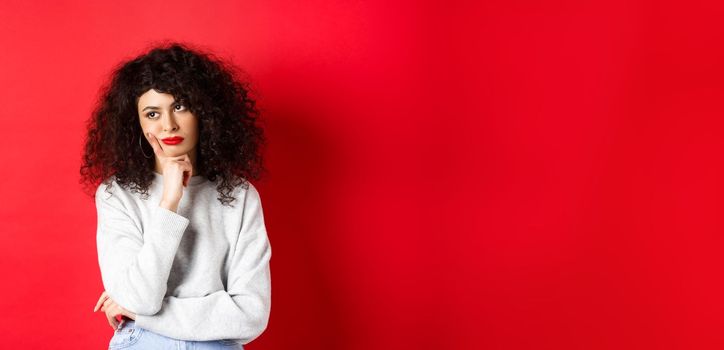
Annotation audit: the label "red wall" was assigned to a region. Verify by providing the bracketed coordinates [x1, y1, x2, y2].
[1, 0, 723, 349]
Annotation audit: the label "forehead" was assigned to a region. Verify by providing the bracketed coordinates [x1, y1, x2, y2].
[137, 89, 176, 107]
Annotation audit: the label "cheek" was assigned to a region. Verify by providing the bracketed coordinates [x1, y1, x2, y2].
[140, 122, 160, 133]
[189, 121, 200, 139]
[139, 119, 151, 131]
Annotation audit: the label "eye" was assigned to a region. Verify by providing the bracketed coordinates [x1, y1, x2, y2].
[145, 111, 159, 119]
[174, 103, 187, 112]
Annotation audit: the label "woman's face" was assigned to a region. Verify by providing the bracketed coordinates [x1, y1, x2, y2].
[137, 89, 199, 161]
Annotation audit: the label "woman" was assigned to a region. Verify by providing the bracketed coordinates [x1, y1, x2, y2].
[80, 41, 271, 349]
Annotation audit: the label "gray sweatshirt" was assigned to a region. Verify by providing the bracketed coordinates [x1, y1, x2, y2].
[95, 171, 271, 343]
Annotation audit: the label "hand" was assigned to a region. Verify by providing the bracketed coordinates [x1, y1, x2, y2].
[93, 290, 136, 330]
[144, 132, 193, 206]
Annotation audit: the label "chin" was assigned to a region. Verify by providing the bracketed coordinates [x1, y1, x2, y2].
[164, 148, 191, 157]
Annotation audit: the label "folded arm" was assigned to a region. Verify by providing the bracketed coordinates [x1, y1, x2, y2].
[96, 185, 190, 315]
[135, 183, 272, 343]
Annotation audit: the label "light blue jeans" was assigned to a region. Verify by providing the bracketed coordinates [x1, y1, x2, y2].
[108, 319, 244, 349]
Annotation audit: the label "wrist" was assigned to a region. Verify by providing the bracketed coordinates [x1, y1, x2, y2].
[159, 199, 179, 212]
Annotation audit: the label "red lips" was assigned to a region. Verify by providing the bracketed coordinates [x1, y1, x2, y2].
[162, 136, 184, 145]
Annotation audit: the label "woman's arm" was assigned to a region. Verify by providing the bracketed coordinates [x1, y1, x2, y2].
[134, 184, 272, 342]
[96, 184, 190, 315]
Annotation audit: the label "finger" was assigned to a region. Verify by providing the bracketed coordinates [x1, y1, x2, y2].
[111, 306, 126, 329]
[184, 154, 193, 178]
[102, 297, 114, 312]
[176, 157, 192, 187]
[184, 160, 193, 187]
[182, 157, 193, 174]
[94, 295, 108, 312]
[94, 291, 109, 312]
[106, 312, 119, 330]
[145, 132, 166, 159]
[107, 304, 124, 329]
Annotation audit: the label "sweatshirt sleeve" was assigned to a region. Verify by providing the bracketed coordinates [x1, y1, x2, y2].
[96, 183, 190, 315]
[134, 183, 272, 343]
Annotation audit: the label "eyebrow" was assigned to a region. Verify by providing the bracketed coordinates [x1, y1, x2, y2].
[141, 99, 183, 112]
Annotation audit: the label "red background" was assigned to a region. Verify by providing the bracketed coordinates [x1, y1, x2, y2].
[1, 0, 723, 349]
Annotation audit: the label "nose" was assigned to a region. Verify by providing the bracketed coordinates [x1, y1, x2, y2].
[161, 113, 179, 132]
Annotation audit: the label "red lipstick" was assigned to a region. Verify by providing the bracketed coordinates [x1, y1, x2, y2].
[162, 136, 184, 145]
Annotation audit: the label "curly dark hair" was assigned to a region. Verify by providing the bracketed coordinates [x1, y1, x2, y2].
[80, 40, 267, 206]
